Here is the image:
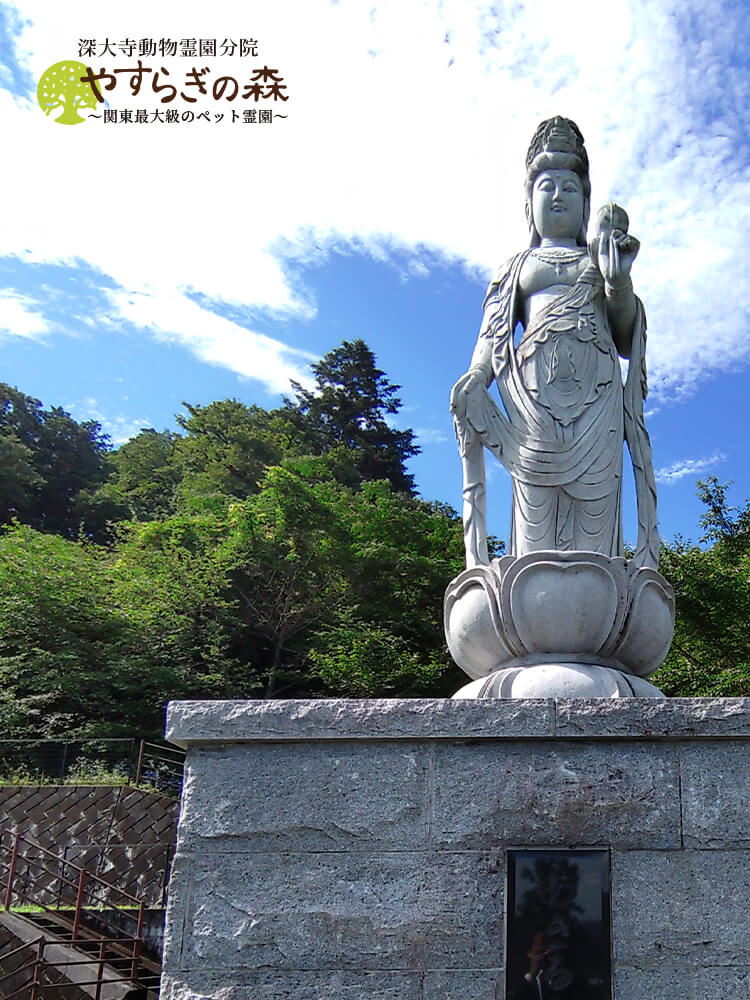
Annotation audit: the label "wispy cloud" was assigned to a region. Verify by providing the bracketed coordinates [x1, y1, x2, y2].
[655, 451, 726, 484]
[108, 288, 317, 395]
[65, 396, 153, 446]
[102, 415, 156, 447]
[0, 290, 50, 340]
[415, 426, 450, 446]
[0, 2, 34, 96]
[2, 0, 750, 403]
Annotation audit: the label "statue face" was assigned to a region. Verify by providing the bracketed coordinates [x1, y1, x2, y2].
[531, 169, 584, 241]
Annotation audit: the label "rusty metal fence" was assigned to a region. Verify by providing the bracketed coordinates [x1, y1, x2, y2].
[0, 740, 184, 797]
[0, 833, 154, 999]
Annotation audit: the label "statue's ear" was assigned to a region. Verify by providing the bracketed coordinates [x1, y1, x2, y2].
[578, 196, 591, 247]
[526, 200, 541, 248]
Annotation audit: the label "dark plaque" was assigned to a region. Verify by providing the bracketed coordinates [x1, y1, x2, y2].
[506, 850, 611, 1000]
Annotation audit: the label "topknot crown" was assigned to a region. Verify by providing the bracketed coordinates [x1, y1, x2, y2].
[525, 116, 589, 177]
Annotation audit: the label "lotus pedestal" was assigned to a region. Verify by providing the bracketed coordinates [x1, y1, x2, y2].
[444, 551, 675, 699]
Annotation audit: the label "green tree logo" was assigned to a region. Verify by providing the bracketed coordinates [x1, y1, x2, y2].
[37, 60, 97, 124]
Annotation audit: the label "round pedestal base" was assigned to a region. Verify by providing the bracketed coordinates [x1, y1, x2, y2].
[444, 551, 675, 697]
[452, 661, 665, 699]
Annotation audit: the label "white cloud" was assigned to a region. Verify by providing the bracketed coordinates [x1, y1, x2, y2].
[415, 426, 451, 446]
[109, 288, 316, 394]
[102, 414, 156, 446]
[0, 290, 50, 339]
[65, 395, 153, 445]
[3, 0, 750, 401]
[655, 451, 726, 484]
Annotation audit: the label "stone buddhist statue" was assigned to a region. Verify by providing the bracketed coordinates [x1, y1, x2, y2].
[444, 117, 674, 699]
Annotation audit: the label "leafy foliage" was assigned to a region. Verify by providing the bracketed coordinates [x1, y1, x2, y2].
[653, 477, 750, 697]
[2, 345, 748, 743]
[109, 461, 466, 707]
[288, 338, 419, 492]
[106, 428, 181, 521]
[173, 401, 287, 501]
[0, 524, 181, 737]
[0, 384, 112, 540]
[0, 341, 466, 738]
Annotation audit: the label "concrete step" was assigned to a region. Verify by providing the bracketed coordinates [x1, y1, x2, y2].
[0, 912, 153, 1000]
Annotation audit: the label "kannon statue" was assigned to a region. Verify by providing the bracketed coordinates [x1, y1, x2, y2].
[444, 117, 673, 699]
[450, 116, 659, 572]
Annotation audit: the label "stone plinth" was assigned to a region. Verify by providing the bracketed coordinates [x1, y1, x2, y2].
[161, 698, 750, 1000]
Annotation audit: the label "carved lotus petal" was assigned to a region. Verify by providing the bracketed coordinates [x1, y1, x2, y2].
[508, 559, 618, 654]
[444, 566, 513, 679]
[615, 573, 675, 677]
[444, 551, 674, 683]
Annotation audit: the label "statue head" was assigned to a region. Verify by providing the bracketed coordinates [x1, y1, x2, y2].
[524, 117, 591, 246]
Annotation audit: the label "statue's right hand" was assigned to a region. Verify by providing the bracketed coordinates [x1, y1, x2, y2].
[450, 369, 487, 419]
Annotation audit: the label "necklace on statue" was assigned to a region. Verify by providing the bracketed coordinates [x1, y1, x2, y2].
[532, 246, 587, 276]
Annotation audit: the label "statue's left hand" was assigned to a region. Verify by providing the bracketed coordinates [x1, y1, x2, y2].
[450, 369, 487, 421]
[598, 229, 640, 286]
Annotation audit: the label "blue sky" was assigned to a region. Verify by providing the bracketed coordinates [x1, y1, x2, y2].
[1, 0, 749, 548]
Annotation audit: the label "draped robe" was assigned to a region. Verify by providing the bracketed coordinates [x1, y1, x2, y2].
[455, 250, 660, 570]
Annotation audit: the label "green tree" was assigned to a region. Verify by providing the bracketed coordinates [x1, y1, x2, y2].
[105, 466, 350, 702]
[696, 475, 750, 554]
[0, 385, 112, 539]
[101, 428, 181, 521]
[288, 339, 419, 492]
[654, 477, 750, 696]
[111, 505, 243, 701]
[0, 524, 180, 738]
[110, 458, 468, 705]
[308, 624, 447, 697]
[172, 400, 298, 502]
[37, 405, 113, 536]
[37, 60, 98, 125]
[0, 431, 42, 519]
[214, 462, 353, 696]
[215, 465, 467, 698]
[89, 340, 421, 529]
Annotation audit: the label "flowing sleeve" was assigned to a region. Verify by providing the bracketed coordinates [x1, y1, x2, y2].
[623, 299, 661, 569]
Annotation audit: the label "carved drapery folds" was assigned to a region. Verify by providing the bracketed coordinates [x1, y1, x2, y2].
[445, 117, 673, 699]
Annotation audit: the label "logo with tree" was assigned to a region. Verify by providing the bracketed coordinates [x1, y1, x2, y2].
[37, 60, 98, 124]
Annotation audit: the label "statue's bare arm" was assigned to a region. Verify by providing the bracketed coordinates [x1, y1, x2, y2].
[450, 291, 498, 419]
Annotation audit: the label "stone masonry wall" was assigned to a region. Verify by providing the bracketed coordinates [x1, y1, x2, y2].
[160, 698, 750, 1000]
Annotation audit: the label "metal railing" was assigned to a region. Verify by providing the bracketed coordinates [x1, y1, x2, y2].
[0, 738, 184, 796]
[0, 934, 146, 1000]
[134, 740, 185, 795]
[0, 833, 148, 994]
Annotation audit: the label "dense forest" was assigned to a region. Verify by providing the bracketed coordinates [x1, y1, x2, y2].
[0, 339, 747, 740]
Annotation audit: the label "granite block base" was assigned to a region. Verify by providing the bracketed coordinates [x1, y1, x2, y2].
[161, 698, 750, 1000]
